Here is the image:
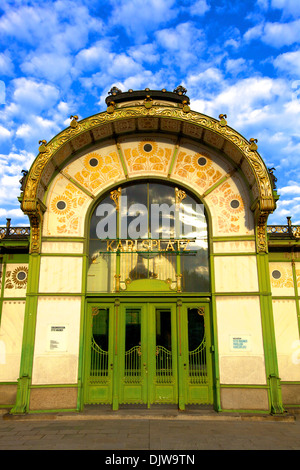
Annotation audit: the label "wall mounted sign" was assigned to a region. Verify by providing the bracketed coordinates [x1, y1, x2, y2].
[230, 335, 252, 352]
[46, 325, 68, 352]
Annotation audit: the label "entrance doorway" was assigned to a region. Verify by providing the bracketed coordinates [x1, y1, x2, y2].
[83, 299, 214, 410]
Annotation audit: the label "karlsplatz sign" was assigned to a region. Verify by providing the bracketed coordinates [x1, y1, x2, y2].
[106, 238, 193, 252]
[95, 196, 206, 251]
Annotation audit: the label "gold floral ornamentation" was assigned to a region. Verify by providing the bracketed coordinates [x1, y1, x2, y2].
[71, 151, 123, 194]
[50, 195, 71, 215]
[5, 266, 28, 289]
[50, 183, 88, 235]
[296, 269, 300, 287]
[124, 139, 172, 174]
[208, 181, 246, 234]
[21, 106, 276, 252]
[22, 106, 275, 207]
[271, 267, 294, 289]
[173, 151, 223, 193]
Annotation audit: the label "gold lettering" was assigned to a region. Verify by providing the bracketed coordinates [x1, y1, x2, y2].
[106, 238, 192, 252]
[116, 240, 124, 251]
[150, 240, 158, 251]
[166, 240, 175, 251]
[141, 240, 150, 251]
[125, 240, 134, 251]
[107, 240, 116, 251]
[182, 240, 191, 251]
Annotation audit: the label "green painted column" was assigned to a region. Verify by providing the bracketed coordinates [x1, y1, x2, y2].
[10, 253, 40, 414]
[257, 251, 285, 414]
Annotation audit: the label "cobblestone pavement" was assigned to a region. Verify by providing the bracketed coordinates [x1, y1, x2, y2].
[0, 408, 299, 451]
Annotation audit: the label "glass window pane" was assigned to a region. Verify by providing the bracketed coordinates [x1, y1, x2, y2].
[125, 308, 141, 351]
[156, 309, 172, 382]
[125, 308, 141, 380]
[88, 181, 210, 293]
[87, 240, 116, 292]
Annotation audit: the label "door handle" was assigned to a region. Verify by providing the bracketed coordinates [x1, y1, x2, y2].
[143, 363, 148, 374]
[110, 363, 113, 370]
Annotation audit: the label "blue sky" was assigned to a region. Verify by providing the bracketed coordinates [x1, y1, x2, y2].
[0, 0, 300, 227]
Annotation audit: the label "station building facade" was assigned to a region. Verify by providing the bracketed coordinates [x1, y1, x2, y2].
[0, 88, 299, 415]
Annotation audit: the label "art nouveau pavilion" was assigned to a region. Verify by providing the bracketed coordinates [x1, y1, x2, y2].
[0, 88, 299, 415]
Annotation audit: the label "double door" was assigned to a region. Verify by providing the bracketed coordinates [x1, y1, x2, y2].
[84, 299, 213, 409]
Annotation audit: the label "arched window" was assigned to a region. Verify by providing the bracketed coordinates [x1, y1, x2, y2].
[88, 181, 209, 293]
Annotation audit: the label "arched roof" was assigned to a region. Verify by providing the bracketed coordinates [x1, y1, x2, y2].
[20, 88, 277, 252]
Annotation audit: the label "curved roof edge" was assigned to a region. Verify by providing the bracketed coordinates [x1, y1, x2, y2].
[19, 90, 278, 252]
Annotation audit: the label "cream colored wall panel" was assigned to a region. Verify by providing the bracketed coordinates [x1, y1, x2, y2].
[41, 241, 84, 254]
[216, 296, 266, 384]
[269, 262, 295, 296]
[213, 240, 256, 254]
[3, 264, 28, 297]
[0, 301, 25, 382]
[39, 257, 82, 293]
[32, 297, 81, 385]
[273, 299, 300, 381]
[214, 256, 259, 292]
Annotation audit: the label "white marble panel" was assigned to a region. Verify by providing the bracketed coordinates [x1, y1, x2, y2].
[38, 256, 82, 293]
[216, 296, 266, 384]
[214, 255, 259, 292]
[0, 301, 25, 381]
[41, 242, 84, 254]
[273, 299, 300, 381]
[32, 297, 81, 385]
[213, 240, 256, 254]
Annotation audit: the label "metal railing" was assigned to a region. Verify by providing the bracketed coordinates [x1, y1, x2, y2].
[1, 217, 299, 240]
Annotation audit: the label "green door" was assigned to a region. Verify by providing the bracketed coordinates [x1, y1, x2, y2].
[84, 300, 213, 409]
[84, 303, 114, 405]
[179, 303, 214, 407]
[115, 302, 178, 408]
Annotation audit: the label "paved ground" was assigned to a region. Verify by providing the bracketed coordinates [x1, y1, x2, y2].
[0, 407, 299, 452]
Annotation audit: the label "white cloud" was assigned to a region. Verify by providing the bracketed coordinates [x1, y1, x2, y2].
[0, 53, 14, 75]
[109, 0, 178, 41]
[11, 78, 60, 115]
[189, 0, 210, 16]
[21, 53, 72, 82]
[244, 19, 300, 47]
[128, 43, 160, 65]
[273, 49, 300, 76]
[0, 2, 103, 53]
[277, 183, 300, 195]
[16, 115, 60, 144]
[271, 0, 300, 17]
[225, 58, 248, 75]
[73, 40, 112, 74]
[0, 149, 35, 223]
[0, 125, 12, 139]
[155, 22, 206, 70]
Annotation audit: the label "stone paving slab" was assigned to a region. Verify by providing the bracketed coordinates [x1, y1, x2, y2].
[0, 408, 299, 451]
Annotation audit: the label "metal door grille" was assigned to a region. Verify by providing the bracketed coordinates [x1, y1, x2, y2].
[90, 339, 109, 383]
[156, 346, 173, 383]
[124, 345, 141, 383]
[188, 335, 207, 384]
